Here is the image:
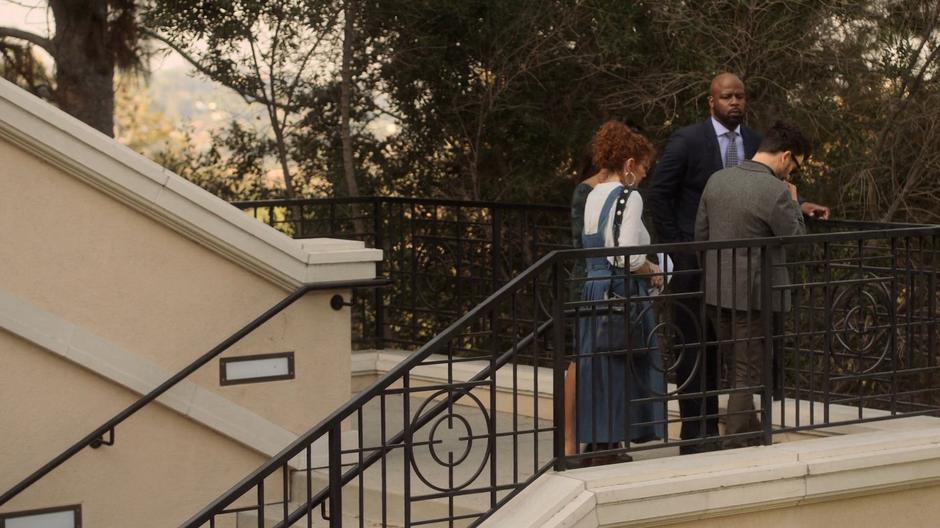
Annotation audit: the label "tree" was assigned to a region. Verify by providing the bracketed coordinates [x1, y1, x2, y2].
[0, 0, 144, 136]
[112, 73, 274, 201]
[126, 0, 940, 225]
[144, 0, 345, 199]
[339, 0, 360, 201]
[840, 0, 940, 223]
[362, 0, 645, 202]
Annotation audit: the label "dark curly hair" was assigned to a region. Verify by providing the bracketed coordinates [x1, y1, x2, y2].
[591, 120, 656, 173]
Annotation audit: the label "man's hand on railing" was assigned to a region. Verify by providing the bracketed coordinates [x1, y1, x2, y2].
[801, 201, 831, 219]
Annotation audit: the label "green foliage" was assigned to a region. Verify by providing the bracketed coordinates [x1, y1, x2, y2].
[154, 128, 275, 202]
[145, 0, 389, 199]
[137, 0, 940, 224]
[146, 0, 338, 102]
[362, 0, 650, 203]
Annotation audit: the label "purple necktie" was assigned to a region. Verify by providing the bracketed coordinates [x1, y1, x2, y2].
[725, 130, 739, 168]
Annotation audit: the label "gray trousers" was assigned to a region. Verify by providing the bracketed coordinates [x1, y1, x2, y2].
[707, 306, 765, 447]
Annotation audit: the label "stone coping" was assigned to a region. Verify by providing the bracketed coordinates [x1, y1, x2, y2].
[482, 421, 940, 527]
[353, 348, 553, 399]
[352, 349, 916, 432]
[0, 79, 381, 289]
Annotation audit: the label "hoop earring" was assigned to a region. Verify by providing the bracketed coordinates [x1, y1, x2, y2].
[626, 172, 637, 187]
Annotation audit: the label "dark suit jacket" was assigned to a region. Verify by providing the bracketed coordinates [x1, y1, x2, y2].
[646, 119, 761, 244]
[694, 160, 805, 312]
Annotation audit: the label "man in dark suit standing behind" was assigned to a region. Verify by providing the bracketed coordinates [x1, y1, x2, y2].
[646, 73, 829, 454]
[649, 73, 762, 246]
[647, 72, 755, 453]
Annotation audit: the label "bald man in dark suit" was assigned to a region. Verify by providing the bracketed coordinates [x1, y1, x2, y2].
[649, 74, 763, 246]
[645, 74, 757, 453]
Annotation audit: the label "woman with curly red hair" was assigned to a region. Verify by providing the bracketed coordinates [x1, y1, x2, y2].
[575, 120, 666, 463]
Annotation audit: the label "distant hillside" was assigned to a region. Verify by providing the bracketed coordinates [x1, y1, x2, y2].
[146, 67, 267, 147]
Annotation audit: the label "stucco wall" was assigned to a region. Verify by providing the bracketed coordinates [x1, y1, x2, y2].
[0, 131, 353, 524]
[0, 137, 350, 434]
[0, 330, 275, 526]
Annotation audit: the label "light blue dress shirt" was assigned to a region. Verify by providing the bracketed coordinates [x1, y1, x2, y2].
[711, 117, 745, 168]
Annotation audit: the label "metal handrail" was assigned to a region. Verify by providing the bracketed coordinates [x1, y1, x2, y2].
[805, 216, 931, 230]
[0, 277, 390, 508]
[252, 318, 556, 528]
[555, 224, 940, 259]
[232, 195, 573, 350]
[232, 195, 570, 213]
[231, 198, 923, 230]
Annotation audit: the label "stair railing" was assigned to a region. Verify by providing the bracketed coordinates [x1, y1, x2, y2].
[0, 277, 389, 509]
[183, 249, 563, 527]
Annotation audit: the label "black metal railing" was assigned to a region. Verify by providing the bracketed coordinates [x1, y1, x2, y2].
[774, 226, 940, 421]
[0, 278, 389, 511]
[183, 247, 561, 527]
[183, 223, 940, 527]
[234, 197, 571, 350]
[233, 197, 922, 355]
[557, 225, 940, 463]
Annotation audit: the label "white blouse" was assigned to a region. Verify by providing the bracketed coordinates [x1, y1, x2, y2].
[582, 182, 649, 271]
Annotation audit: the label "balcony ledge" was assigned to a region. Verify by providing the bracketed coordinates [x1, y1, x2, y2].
[483, 422, 940, 527]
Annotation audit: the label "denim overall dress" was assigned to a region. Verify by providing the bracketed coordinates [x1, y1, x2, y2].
[577, 185, 666, 444]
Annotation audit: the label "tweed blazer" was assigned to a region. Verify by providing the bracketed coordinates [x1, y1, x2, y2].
[694, 160, 805, 312]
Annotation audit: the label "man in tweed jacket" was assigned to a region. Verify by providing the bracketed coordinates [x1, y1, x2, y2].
[694, 121, 809, 446]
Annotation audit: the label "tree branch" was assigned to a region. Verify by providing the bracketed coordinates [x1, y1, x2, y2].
[0, 26, 53, 54]
[141, 27, 277, 108]
[283, 6, 341, 110]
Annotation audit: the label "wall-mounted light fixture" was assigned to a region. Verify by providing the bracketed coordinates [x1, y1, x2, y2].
[0, 505, 81, 528]
[220, 352, 295, 386]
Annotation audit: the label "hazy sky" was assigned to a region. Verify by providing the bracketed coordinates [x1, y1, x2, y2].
[0, 1, 50, 32]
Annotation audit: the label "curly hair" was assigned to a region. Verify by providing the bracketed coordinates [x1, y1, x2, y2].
[758, 120, 813, 159]
[591, 121, 656, 173]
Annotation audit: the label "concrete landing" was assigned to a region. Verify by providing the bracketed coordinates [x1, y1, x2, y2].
[242, 391, 681, 527]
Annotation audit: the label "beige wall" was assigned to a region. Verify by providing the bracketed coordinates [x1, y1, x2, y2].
[0, 138, 350, 434]
[666, 485, 940, 528]
[0, 330, 275, 526]
[0, 135, 352, 524]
